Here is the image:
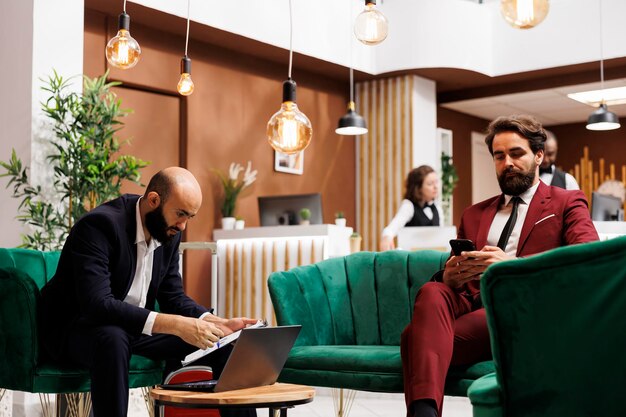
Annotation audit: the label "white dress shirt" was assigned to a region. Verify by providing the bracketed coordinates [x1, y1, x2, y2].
[125, 200, 211, 336]
[382, 199, 439, 239]
[539, 165, 580, 190]
[125, 199, 160, 335]
[486, 181, 540, 257]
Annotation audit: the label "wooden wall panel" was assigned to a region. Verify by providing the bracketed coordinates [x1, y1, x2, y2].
[113, 87, 180, 195]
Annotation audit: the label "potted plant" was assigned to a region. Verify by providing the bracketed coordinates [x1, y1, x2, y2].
[299, 208, 311, 225]
[440, 152, 459, 226]
[0, 71, 148, 250]
[215, 161, 257, 229]
[235, 216, 245, 230]
[335, 211, 346, 227]
[349, 232, 362, 253]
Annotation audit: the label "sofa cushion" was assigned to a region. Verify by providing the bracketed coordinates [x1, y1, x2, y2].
[282, 345, 495, 396]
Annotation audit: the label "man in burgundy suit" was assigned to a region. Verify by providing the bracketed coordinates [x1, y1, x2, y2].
[401, 115, 599, 417]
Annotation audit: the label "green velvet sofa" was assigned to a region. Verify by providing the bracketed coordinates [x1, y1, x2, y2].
[0, 248, 164, 415]
[267, 250, 495, 396]
[468, 236, 626, 417]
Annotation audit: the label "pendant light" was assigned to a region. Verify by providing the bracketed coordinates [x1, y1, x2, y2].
[336, 71, 368, 135]
[586, 0, 620, 131]
[177, 0, 194, 96]
[266, 0, 313, 155]
[337, 4, 367, 136]
[500, 0, 549, 30]
[105, 0, 141, 69]
[354, 0, 388, 46]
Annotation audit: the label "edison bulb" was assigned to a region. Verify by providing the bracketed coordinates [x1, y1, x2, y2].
[501, 0, 549, 29]
[267, 101, 312, 155]
[177, 73, 194, 96]
[354, 1, 388, 46]
[106, 30, 141, 69]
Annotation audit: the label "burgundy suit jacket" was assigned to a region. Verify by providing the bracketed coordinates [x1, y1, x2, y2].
[458, 181, 599, 297]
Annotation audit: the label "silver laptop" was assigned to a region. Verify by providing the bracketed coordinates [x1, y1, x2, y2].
[160, 325, 301, 392]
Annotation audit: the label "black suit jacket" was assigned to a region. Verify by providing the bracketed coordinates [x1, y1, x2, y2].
[40, 194, 209, 358]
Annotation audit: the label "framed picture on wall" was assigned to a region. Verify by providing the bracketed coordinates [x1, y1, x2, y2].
[274, 151, 304, 175]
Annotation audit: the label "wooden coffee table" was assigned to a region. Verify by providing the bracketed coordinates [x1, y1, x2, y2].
[151, 382, 315, 416]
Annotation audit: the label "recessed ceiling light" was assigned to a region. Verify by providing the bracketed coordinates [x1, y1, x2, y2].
[568, 86, 626, 107]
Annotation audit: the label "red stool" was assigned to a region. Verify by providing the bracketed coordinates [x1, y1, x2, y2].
[162, 366, 220, 417]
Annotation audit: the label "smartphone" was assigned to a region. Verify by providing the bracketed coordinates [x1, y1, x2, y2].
[449, 239, 476, 256]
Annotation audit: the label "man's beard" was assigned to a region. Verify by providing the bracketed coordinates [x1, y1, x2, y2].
[145, 205, 180, 244]
[498, 163, 536, 196]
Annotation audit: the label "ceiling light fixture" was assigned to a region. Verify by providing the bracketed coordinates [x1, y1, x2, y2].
[177, 0, 194, 96]
[336, 69, 368, 136]
[568, 86, 626, 108]
[586, 0, 620, 131]
[354, 0, 388, 46]
[105, 0, 141, 69]
[266, 0, 313, 155]
[500, 0, 549, 30]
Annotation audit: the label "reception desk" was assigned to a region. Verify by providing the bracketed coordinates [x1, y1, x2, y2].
[593, 221, 626, 241]
[397, 226, 457, 252]
[213, 225, 352, 323]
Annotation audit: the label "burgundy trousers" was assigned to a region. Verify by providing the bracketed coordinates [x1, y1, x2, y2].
[401, 282, 492, 416]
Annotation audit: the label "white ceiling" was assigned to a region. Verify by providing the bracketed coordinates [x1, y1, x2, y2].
[441, 78, 626, 127]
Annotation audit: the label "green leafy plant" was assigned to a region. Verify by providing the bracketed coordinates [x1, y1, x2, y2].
[350, 232, 361, 238]
[441, 152, 459, 205]
[0, 71, 148, 250]
[335, 211, 345, 219]
[299, 208, 311, 221]
[215, 161, 257, 218]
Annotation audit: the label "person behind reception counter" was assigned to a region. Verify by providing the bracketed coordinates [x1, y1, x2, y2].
[379, 165, 440, 251]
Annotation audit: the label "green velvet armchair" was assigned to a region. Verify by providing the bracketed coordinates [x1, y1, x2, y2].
[468, 236, 626, 417]
[268, 250, 495, 396]
[0, 248, 164, 417]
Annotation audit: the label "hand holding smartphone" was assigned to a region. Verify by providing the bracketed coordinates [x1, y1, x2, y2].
[449, 239, 476, 256]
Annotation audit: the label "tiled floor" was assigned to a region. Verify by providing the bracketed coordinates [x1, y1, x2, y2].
[288, 388, 472, 417]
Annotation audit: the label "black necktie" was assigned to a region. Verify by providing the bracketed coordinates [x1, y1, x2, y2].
[497, 196, 522, 251]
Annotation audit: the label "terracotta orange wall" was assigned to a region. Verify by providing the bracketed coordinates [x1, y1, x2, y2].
[436, 107, 490, 226]
[84, 10, 354, 307]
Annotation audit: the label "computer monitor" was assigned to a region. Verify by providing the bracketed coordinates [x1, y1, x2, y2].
[591, 191, 624, 221]
[258, 193, 323, 226]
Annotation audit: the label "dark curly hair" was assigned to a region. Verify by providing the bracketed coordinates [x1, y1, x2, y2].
[484, 115, 547, 155]
[404, 165, 435, 204]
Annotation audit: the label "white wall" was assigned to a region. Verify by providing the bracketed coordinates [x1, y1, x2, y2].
[411, 75, 438, 169]
[0, 0, 83, 248]
[0, 1, 34, 247]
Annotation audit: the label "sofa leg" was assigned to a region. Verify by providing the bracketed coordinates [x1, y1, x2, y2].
[141, 386, 155, 417]
[62, 393, 92, 417]
[37, 393, 56, 417]
[331, 388, 357, 417]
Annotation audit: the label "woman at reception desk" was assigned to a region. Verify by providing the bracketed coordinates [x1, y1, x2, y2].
[379, 165, 441, 251]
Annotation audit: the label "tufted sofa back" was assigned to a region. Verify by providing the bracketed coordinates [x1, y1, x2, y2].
[0, 248, 60, 290]
[268, 250, 448, 347]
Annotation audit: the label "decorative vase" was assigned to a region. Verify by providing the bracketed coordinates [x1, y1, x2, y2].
[235, 219, 245, 230]
[335, 218, 347, 227]
[221, 216, 236, 230]
[349, 236, 362, 253]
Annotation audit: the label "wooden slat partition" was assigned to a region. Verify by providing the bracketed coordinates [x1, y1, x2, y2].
[570, 145, 626, 212]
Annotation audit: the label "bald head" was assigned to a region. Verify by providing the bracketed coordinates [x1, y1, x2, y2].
[145, 167, 202, 206]
[541, 131, 558, 168]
